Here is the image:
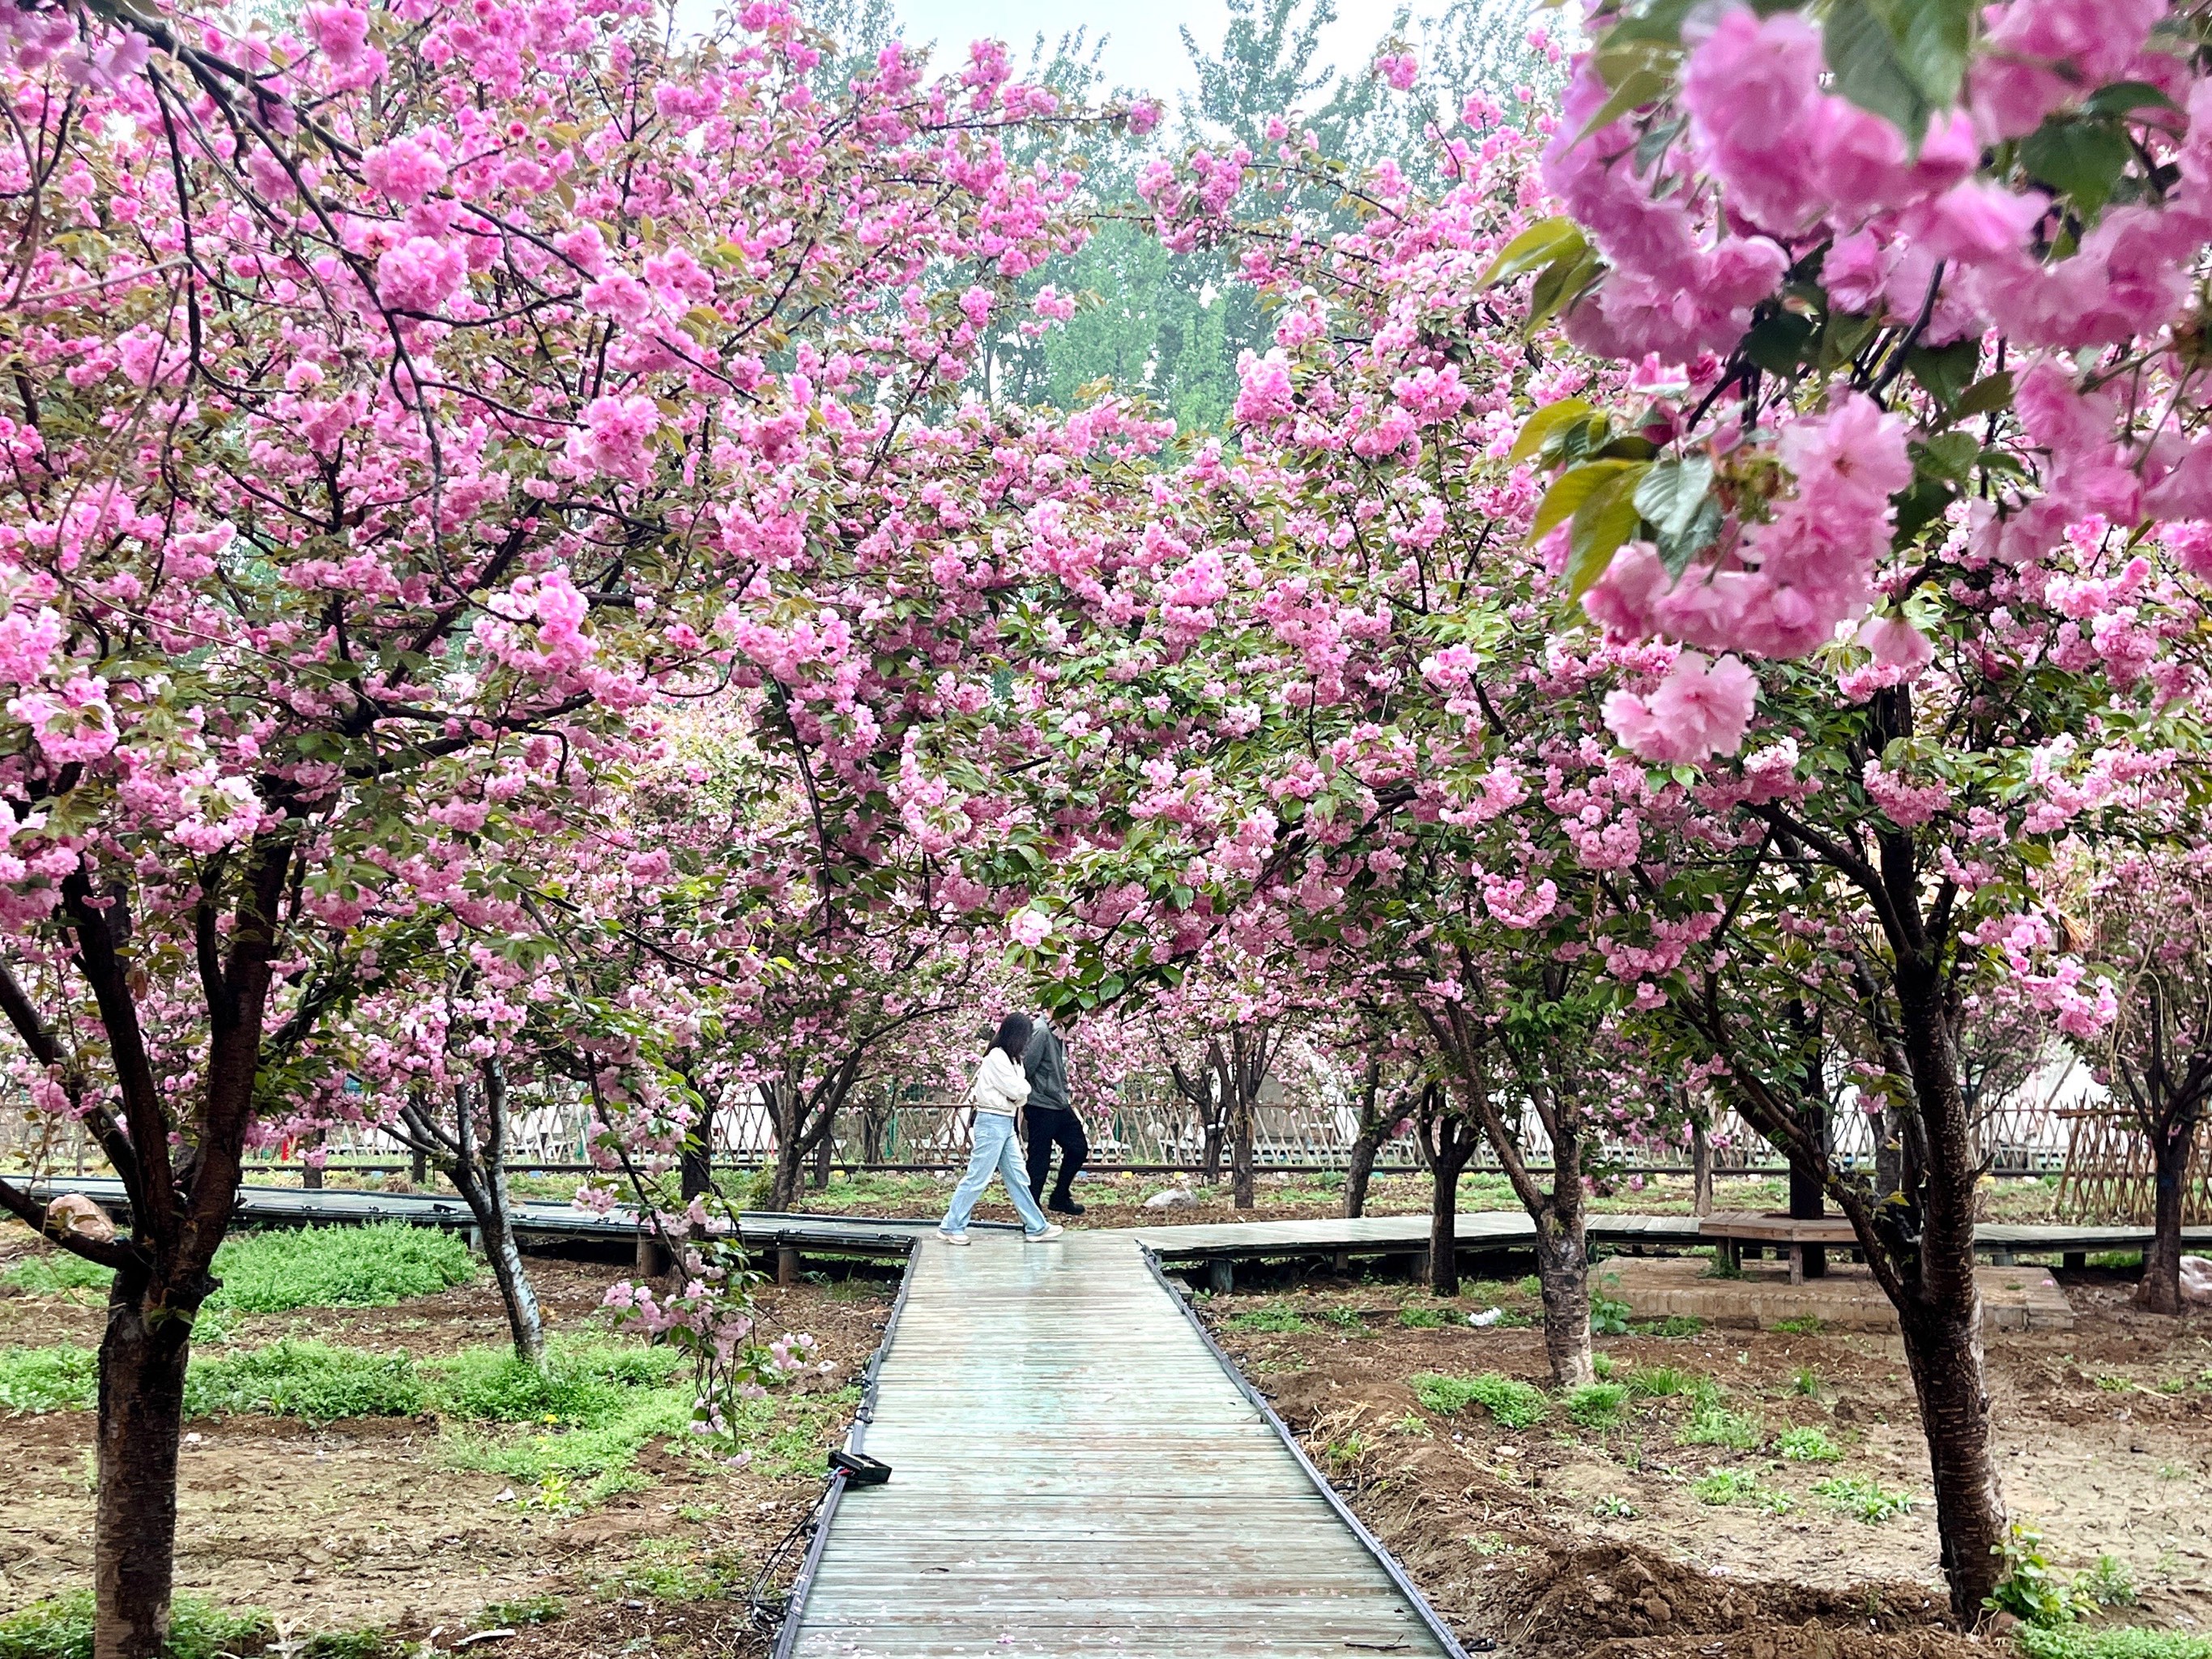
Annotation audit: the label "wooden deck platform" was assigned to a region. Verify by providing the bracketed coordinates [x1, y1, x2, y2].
[781, 1230, 1464, 1658]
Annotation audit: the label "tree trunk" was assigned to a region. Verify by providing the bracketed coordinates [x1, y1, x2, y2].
[1428, 1152, 1467, 1295]
[1345, 1128, 1379, 1218]
[1532, 1209, 1593, 1388]
[2137, 1123, 2191, 1315]
[301, 1128, 324, 1190]
[770, 1136, 804, 1212]
[809, 1113, 834, 1191]
[467, 1183, 544, 1365]
[1691, 1119, 1714, 1218]
[95, 1299, 194, 1659]
[1230, 1086, 1255, 1210]
[1789, 1109, 1828, 1278]
[1201, 1108, 1224, 1182]
[1898, 1296, 2006, 1618]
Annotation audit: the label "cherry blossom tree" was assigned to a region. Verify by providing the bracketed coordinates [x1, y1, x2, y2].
[1506, 0, 2212, 1617]
[0, 0, 1146, 1648]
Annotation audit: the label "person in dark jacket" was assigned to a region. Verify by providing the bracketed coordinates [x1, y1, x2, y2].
[1022, 1011, 1089, 1216]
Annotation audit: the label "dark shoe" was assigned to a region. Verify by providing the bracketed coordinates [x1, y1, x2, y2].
[1049, 1198, 1085, 1216]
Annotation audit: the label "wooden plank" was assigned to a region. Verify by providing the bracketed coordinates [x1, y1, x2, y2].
[786, 1231, 1457, 1658]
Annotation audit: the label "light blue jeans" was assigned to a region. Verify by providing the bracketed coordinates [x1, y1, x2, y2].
[941, 1111, 1052, 1236]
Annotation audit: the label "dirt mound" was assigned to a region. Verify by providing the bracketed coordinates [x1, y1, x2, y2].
[1473, 1540, 1954, 1657]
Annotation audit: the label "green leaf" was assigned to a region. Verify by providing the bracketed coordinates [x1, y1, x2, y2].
[1655, 496, 1723, 580]
[1866, 0, 1972, 112]
[1577, 65, 1670, 141]
[1510, 398, 1595, 464]
[1525, 245, 1601, 335]
[1823, 0, 1932, 137]
[1905, 339, 1982, 407]
[1478, 219, 1584, 290]
[2020, 117, 2133, 216]
[2082, 80, 2180, 119]
[1911, 430, 1979, 484]
[1565, 464, 1649, 599]
[1890, 477, 1957, 546]
[1631, 454, 1715, 544]
[1745, 309, 1814, 375]
[1949, 369, 2014, 424]
[1529, 458, 1644, 545]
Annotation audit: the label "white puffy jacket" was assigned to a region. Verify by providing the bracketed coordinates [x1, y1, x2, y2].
[969, 1047, 1032, 1117]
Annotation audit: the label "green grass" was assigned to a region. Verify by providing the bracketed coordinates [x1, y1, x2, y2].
[601, 1539, 744, 1602]
[185, 1341, 423, 1422]
[1775, 1426, 1843, 1462]
[203, 1224, 475, 1312]
[1637, 1314, 1706, 1337]
[2018, 1631, 2212, 1659]
[1410, 1371, 1548, 1429]
[0, 1591, 271, 1659]
[1771, 1315, 1826, 1336]
[0, 1346, 97, 1413]
[1225, 1303, 1313, 1333]
[1690, 1467, 1760, 1504]
[0, 1336, 691, 1431]
[1564, 1382, 1629, 1429]
[1318, 1305, 1366, 1333]
[2, 1252, 113, 1297]
[1812, 1474, 1916, 1523]
[1396, 1306, 1446, 1329]
[4, 1225, 477, 1314]
[1623, 1364, 1694, 1398]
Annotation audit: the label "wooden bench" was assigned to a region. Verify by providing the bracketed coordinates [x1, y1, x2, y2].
[1700, 1212, 1858, 1284]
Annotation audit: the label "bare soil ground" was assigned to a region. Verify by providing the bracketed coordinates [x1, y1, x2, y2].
[0, 1239, 895, 1658]
[1200, 1270, 2212, 1659]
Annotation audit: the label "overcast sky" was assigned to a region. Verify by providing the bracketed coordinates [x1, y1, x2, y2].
[881, 0, 1377, 100]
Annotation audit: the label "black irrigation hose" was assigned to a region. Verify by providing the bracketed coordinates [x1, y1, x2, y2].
[761, 1237, 922, 1657]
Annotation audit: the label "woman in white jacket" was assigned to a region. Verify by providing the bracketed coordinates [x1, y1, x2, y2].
[939, 1013, 1064, 1244]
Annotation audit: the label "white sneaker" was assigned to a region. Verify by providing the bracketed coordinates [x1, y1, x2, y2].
[936, 1228, 970, 1246]
[1025, 1224, 1065, 1243]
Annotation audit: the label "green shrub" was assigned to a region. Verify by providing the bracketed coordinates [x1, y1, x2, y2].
[207, 1223, 475, 1312]
[1624, 1364, 1693, 1398]
[0, 1592, 271, 1659]
[0, 1346, 98, 1413]
[1319, 1305, 1366, 1333]
[1225, 1303, 1313, 1333]
[1589, 1290, 1632, 1336]
[2, 1252, 113, 1296]
[1409, 1371, 1547, 1429]
[1396, 1306, 1446, 1329]
[1565, 1382, 1630, 1429]
[2018, 1631, 2212, 1659]
[2074, 1555, 2139, 1611]
[1986, 1520, 2085, 1629]
[1775, 1427, 1843, 1462]
[1812, 1475, 1916, 1523]
[185, 1341, 424, 1422]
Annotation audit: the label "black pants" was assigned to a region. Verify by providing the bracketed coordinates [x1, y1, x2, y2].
[1025, 1107, 1088, 1208]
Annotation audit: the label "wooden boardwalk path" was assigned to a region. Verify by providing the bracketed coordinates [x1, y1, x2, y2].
[782, 1230, 1462, 1658]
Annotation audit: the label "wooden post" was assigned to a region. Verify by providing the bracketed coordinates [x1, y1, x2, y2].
[1788, 1243, 1805, 1286]
[777, 1247, 801, 1286]
[1205, 1258, 1234, 1295]
[634, 1228, 664, 1279]
[1692, 1120, 1714, 1218]
[2063, 1251, 2086, 1270]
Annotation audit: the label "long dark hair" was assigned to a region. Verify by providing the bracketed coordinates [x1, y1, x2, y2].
[991, 1013, 1034, 1064]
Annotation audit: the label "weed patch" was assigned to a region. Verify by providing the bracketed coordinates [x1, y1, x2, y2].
[0, 1591, 271, 1659]
[0, 1346, 97, 1414]
[1771, 1315, 1826, 1336]
[1623, 1364, 1692, 1398]
[1812, 1474, 1916, 1523]
[1564, 1382, 1629, 1430]
[1679, 1393, 1763, 1450]
[207, 1223, 475, 1312]
[186, 1341, 423, 1422]
[2018, 1631, 2212, 1659]
[1225, 1303, 1313, 1334]
[2, 1252, 113, 1298]
[1775, 1426, 1843, 1462]
[1396, 1306, 1446, 1329]
[1410, 1371, 1547, 1429]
